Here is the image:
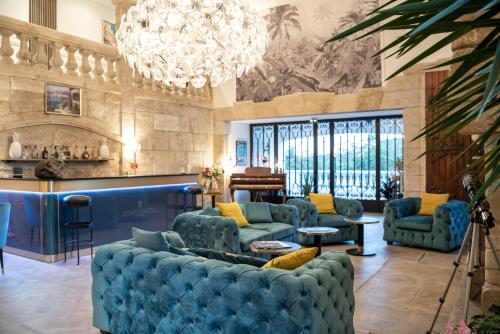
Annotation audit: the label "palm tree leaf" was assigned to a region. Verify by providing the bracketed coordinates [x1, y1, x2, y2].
[479, 41, 500, 114]
[478, 0, 500, 12]
[386, 27, 472, 80]
[327, 12, 391, 42]
[410, 0, 473, 36]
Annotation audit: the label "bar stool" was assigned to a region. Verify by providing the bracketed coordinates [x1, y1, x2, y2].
[184, 185, 204, 211]
[62, 195, 93, 265]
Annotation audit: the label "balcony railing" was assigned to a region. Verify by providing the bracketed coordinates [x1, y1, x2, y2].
[0, 15, 211, 102]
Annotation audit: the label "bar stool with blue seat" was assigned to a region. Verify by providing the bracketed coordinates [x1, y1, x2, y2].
[62, 195, 93, 265]
[184, 185, 204, 211]
[0, 203, 11, 275]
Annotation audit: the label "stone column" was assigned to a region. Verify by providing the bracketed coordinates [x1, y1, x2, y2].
[452, 21, 499, 312]
[112, 0, 136, 172]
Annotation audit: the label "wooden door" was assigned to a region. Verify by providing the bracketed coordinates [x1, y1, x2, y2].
[425, 70, 472, 200]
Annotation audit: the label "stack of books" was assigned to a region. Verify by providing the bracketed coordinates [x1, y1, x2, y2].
[251, 241, 291, 250]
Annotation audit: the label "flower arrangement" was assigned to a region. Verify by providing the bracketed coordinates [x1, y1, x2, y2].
[444, 321, 471, 334]
[202, 166, 224, 193]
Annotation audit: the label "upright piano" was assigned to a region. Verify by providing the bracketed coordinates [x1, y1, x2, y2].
[229, 167, 287, 204]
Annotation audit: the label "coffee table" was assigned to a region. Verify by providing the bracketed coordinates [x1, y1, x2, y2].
[250, 241, 301, 258]
[344, 217, 380, 256]
[297, 227, 339, 256]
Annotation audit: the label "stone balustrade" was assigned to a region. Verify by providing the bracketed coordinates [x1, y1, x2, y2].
[0, 15, 211, 103]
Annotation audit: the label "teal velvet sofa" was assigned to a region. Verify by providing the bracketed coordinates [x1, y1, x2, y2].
[92, 242, 355, 334]
[172, 202, 299, 256]
[383, 197, 470, 252]
[286, 197, 363, 245]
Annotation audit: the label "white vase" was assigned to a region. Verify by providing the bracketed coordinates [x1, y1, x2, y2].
[9, 132, 22, 159]
[99, 137, 109, 159]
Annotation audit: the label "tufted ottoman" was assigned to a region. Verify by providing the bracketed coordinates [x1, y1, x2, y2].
[383, 198, 470, 252]
[92, 242, 356, 334]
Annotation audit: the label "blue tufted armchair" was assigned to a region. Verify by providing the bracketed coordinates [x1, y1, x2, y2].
[172, 202, 299, 257]
[92, 242, 355, 334]
[287, 197, 363, 245]
[383, 198, 470, 252]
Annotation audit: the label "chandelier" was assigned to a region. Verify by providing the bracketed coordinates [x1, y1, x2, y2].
[116, 0, 267, 89]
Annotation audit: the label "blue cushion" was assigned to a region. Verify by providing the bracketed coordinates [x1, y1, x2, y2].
[161, 231, 185, 248]
[318, 214, 351, 227]
[395, 215, 433, 232]
[132, 228, 192, 256]
[243, 202, 273, 223]
[198, 207, 220, 216]
[247, 223, 295, 240]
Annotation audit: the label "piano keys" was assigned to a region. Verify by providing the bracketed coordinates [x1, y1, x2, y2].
[229, 167, 287, 204]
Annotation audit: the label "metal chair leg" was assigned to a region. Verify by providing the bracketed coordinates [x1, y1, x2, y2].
[90, 225, 94, 259]
[76, 229, 80, 265]
[0, 249, 4, 275]
[63, 226, 67, 263]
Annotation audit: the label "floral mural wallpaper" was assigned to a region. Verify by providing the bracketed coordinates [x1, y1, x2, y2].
[237, 0, 381, 103]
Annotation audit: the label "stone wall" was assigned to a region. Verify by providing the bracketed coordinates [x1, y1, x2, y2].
[0, 76, 122, 178]
[213, 65, 431, 199]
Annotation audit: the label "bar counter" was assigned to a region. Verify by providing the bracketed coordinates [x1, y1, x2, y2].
[0, 174, 198, 262]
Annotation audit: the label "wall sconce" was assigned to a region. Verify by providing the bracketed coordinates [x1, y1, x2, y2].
[124, 135, 141, 174]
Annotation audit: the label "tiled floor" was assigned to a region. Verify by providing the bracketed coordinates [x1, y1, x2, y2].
[0, 215, 480, 334]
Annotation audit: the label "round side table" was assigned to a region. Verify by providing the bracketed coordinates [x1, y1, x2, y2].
[297, 227, 338, 256]
[250, 241, 302, 259]
[344, 217, 380, 256]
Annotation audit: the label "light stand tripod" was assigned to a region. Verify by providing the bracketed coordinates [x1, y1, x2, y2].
[427, 174, 500, 333]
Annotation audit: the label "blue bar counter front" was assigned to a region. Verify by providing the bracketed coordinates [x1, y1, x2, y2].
[0, 174, 198, 261]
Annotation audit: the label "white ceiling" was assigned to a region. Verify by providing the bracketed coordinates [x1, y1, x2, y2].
[87, 0, 114, 8]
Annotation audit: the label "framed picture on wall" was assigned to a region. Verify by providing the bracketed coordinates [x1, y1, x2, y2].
[45, 83, 81, 117]
[236, 140, 248, 166]
[102, 20, 117, 47]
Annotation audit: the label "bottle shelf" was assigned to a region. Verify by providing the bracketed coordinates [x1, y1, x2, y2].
[1, 159, 113, 163]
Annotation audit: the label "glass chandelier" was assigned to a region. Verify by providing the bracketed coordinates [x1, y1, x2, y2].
[116, 0, 267, 89]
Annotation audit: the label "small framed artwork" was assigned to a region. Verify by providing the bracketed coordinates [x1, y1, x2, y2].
[102, 20, 117, 47]
[236, 140, 248, 166]
[45, 83, 81, 116]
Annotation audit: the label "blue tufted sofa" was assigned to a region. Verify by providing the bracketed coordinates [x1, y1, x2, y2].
[383, 197, 470, 252]
[172, 202, 299, 256]
[286, 197, 363, 245]
[92, 242, 356, 334]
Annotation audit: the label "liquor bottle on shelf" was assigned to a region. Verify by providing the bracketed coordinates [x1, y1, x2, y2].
[73, 145, 80, 160]
[21, 145, 30, 160]
[64, 145, 71, 160]
[53, 146, 59, 159]
[82, 146, 90, 160]
[42, 147, 49, 160]
[31, 145, 39, 160]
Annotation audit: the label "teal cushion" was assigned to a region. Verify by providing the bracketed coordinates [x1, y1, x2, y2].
[161, 231, 185, 248]
[396, 215, 433, 232]
[199, 207, 220, 216]
[238, 229, 272, 252]
[318, 214, 351, 228]
[187, 248, 268, 267]
[247, 223, 295, 240]
[132, 228, 192, 256]
[243, 202, 273, 224]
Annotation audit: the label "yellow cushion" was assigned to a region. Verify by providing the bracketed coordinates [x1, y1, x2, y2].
[419, 193, 449, 216]
[216, 202, 250, 228]
[308, 193, 336, 214]
[262, 247, 318, 270]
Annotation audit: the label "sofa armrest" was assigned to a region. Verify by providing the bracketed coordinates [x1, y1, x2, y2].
[432, 200, 470, 249]
[286, 198, 318, 228]
[269, 204, 300, 228]
[172, 212, 240, 253]
[333, 197, 363, 218]
[384, 198, 420, 219]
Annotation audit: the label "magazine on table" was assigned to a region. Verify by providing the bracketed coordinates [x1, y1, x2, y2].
[252, 241, 291, 250]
